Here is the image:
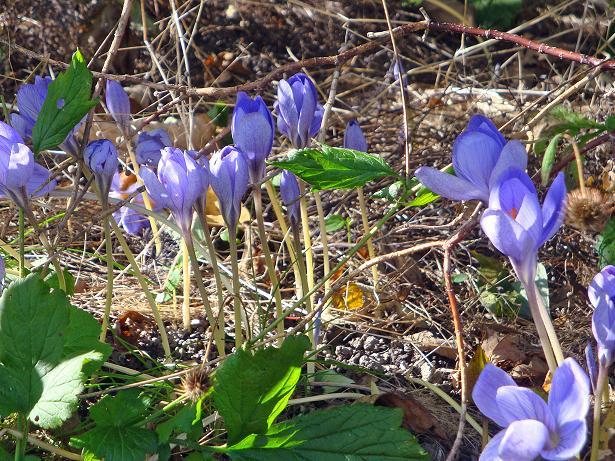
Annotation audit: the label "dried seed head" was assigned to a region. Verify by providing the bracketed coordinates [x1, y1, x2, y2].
[180, 366, 210, 402]
[565, 188, 613, 233]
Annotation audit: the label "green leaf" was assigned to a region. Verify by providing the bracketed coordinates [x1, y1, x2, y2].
[597, 217, 615, 266]
[212, 335, 310, 444]
[541, 133, 563, 186]
[324, 214, 348, 233]
[550, 107, 604, 130]
[407, 187, 439, 207]
[71, 390, 158, 461]
[43, 269, 76, 295]
[372, 180, 404, 202]
[31, 49, 98, 153]
[156, 403, 203, 443]
[605, 115, 615, 132]
[272, 145, 396, 191]
[470, 0, 522, 30]
[312, 369, 355, 394]
[226, 404, 428, 460]
[0, 274, 109, 428]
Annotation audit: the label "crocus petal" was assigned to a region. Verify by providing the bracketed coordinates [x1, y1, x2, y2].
[139, 167, 170, 209]
[480, 209, 535, 265]
[310, 103, 324, 138]
[472, 363, 517, 428]
[466, 114, 506, 146]
[415, 166, 486, 202]
[9, 114, 31, 140]
[548, 358, 590, 427]
[6, 143, 34, 190]
[584, 343, 598, 394]
[452, 130, 501, 193]
[592, 299, 615, 367]
[344, 120, 368, 152]
[28, 164, 57, 196]
[296, 80, 316, 148]
[114, 205, 149, 235]
[539, 172, 567, 247]
[540, 419, 587, 461]
[0, 121, 24, 144]
[489, 140, 528, 187]
[16, 77, 50, 123]
[276, 80, 299, 145]
[479, 430, 506, 461]
[588, 265, 615, 308]
[496, 386, 555, 430]
[105, 80, 131, 131]
[498, 420, 550, 461]
[280, 170, 301, 223]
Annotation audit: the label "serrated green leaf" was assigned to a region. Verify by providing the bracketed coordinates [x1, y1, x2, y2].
[550, 107, 604, 130]
[597, 218, 615, 266]
[71, 390, 157, 461]
[212, 335, 310, 444]
[32, 49, 98, 153]
[226, 404, 428, 460]
[324, 214, 348, 233]
[43, 269, 76, 295]
[0, 274, 108, 428]
[272, 145, 396, 191]
[541, 133, 562, 186]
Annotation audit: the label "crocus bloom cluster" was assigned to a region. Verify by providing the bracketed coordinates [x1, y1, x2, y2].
[105, 80, 131, 133]
[589, 265, 615, 368]
[279, 170, 301, 224]
[275, 73, 323, 149]
[415, 115, 527, 204]
[140, 147, 205, 235]
[480, 168, 567, 285]
[0, 121, 56, 209]
[84, 139, 119, 199]
[344, 120, 368, 153]
[473, 358, 589, 460]
[135, 128, 172, 166]
[232, 92, 274, 182]
[209, 145, 249, 230]
[10, 75, 81, 156]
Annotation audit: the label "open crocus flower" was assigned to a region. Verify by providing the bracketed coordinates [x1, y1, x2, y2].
[10, 76, 81, 156]
[343, 120, 368, 152]
[415, 115, 527, 203]
[135, 128, 172, 166]
[279, 170, 300, 224]
[473, 358, 589, 461]
[209, 145, 249, 230]
[480, 168, 567, 285]
[232, 92, 274, 182]
[589, 265, 615, 367]
[105, 80, 131, 133]
[110, 172, 156, 235]
[0, 121, 56, 209]
[274, 72, 324, 149]
[140, 147, 204, 235]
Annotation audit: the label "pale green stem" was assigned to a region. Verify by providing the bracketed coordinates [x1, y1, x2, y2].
[314, 191, 331, 294]
[109, 218, 172, 360]
[528, 279, 564, 368]
[357, 188, 379, 286]
[14, 414, 28, 461]
[98, 201, 114, 342]
[182, 240, 192, 330]
[524, 279, 558, 373]
[298, 181, 315, 314]
[253, 185, 285, 342]
[228, 226, 243, 348]
[590, 367, 608, 461]
[291, 220, 312, 316]
[183, 233, 225, 357]
[18, 210, 25, 277]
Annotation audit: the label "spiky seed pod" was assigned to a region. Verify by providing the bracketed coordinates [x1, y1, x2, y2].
[565, 188, 614, 233]
[180, 366, 210, 402]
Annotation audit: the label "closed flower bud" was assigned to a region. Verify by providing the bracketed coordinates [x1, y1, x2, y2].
[105, 80, 131, 132]
[209, 146, 249, 230]
[135, 128, 172, 166]
[279, 170, 300, 224]
[84, 139, 119, 199]
[343, 120, 368, 152]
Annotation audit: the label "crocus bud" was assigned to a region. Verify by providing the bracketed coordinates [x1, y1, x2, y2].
[274, 73, 324, 149]
[279, 170, 300, 224]
[135, 128, 172, 166]
[140, 147, 203, 235]
[188, 151, 211, 217]
[232, 92, 274, 182]
[343, 120, 368, 152]
[0, 123, 56, 209]
[209, 146, 249, 230]
[589, 265, 615, 368]
[105, 80, 131, 132]
[84, 139, 119, 199]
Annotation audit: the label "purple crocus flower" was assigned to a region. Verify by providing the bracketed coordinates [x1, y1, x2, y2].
[279, 170, 300, 224]
[105, 80, 131, 132]
[480, 168, 567, 285]
[10, 76, 81, 156]
[84, 139, 118, 199]
[232, 92, 274, 182]
[109, 172, 157, 236]
[274, 73, 324, 149]
[135, 128, 172, 166]
[0, 121, 56, 209]
[343, 120, 368, 153]
[589, 265, 615, 368]
[209, 145, 249, 230]
[140, 147, 204, 235]
[187, 151, 211, 218]
[415, 115, 527, 203]
[473, 358, 589, 460]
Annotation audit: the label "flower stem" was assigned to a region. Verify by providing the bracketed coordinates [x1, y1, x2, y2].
[183, 233, 225, 357]
[314, 191, 331, 294]
[357, 188, 379, 286]
[529, 280, 565, 365]
[590, 366, 608, 461]
[18, 210, 25, 278]
[291, 219, 312, 316]
[182, 240, 192, 330]
[14, 414, 28, 461]
[99, 200, 115, 342]
[525, 280, 560, 372]
[253, 185, 285, 342]
[109, 218, 172, 360]
[298, 181, 315, 309]
[227, 226, 244, 349]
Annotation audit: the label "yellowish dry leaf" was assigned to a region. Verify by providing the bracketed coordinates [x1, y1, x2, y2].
[332, 283, 364, 311]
